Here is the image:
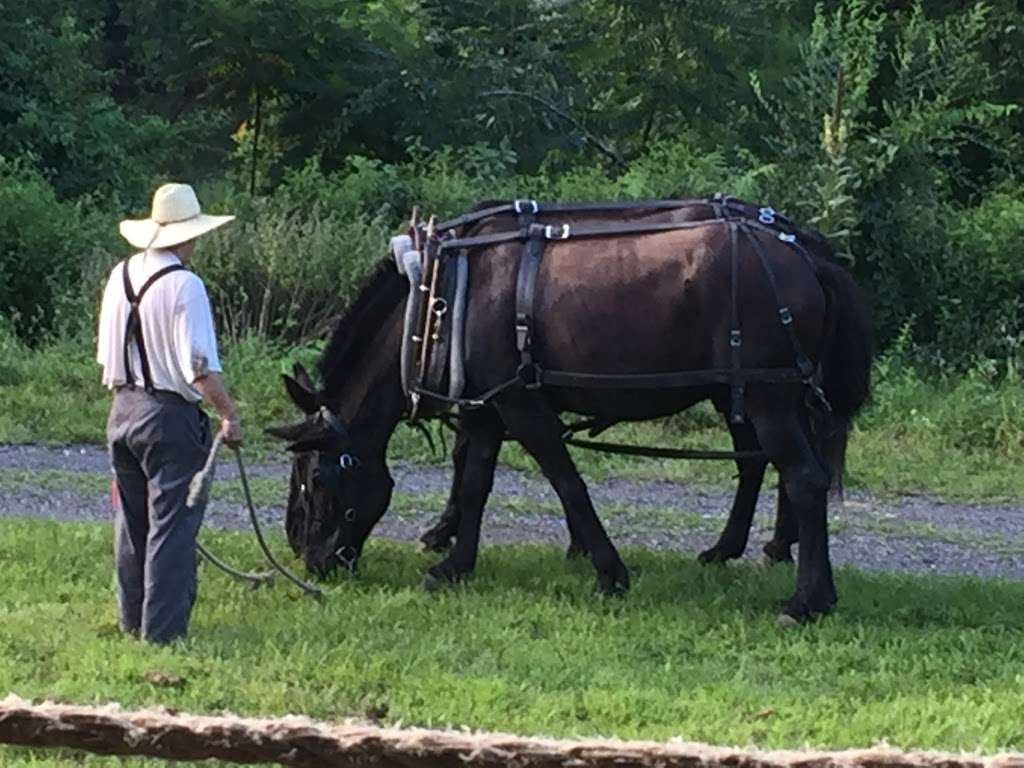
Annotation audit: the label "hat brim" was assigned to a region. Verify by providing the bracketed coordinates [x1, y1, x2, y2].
[119, 214, 235, 250]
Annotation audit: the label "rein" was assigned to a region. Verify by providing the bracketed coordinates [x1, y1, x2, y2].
[187, 434, 323, 599]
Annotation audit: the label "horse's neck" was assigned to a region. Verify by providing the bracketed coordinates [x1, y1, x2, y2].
[338, 303, 406, 458]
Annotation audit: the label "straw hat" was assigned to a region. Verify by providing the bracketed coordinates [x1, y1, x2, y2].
[119, 183, 235, 250]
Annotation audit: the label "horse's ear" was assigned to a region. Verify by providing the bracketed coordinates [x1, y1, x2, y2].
[282, 373, 319, 415]
[264, 420, 310, 443]
[292, 362, 316, 394]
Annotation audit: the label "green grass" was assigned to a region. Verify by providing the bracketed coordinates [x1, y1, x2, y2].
[3, 517, 1024, 768]
[3, 332, 1024, 502]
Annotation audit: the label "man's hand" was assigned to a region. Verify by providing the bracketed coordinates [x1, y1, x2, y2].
[192, 372, 243, 448]
[220, 415, 243, 447]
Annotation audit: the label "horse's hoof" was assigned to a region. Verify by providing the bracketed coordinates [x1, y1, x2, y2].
[776, 613, 801, 629]
[418, 533, 452, 553]
[762, 540, 794, 565]
[780, 592, 835, 624]
[423, 559, 469, 592]
[596, 560, 630, 597]
[422, 573, 441, 592]
[566, 543, 589, 560]
[698, 544, 742, 565]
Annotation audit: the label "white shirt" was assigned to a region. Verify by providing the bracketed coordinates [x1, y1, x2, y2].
[96, 249, 222, 402]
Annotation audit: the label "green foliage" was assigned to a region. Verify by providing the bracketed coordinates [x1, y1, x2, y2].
[0, 0, 1021, 364]
[0, 157, 115, 339]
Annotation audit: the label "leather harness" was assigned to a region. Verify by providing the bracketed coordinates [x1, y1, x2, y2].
[410, 196, 828, 429]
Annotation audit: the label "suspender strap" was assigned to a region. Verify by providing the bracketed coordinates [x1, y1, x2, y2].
[121, 259, 186, 392]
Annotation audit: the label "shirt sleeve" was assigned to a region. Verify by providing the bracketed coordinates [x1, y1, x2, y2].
[96, 267, 119, 366]
[173, 275, 222, 383]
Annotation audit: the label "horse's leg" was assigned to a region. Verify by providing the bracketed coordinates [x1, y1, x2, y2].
[424, 407, 505, 585]
[762, 485, 798, 564]
[698, 420, 767, 564]
[748, 404, 835, 621]
[419, 416, 589, 560]
[760, 415, 848, 565]
[496, 396, 630, 596]
[418, 424, 470, 553]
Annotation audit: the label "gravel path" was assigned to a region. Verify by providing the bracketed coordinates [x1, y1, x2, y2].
[2, 443, 1023, 580]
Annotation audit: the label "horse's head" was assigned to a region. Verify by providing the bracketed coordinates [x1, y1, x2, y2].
[266, 363, 395, 578]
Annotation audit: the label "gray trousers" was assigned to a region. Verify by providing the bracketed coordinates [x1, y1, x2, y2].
[107, 388, 211, 643]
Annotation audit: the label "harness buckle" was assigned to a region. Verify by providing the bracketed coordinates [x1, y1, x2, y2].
[778, 307, 793, 326]
[758, 207, 776, 225]
[514, 199, 539, 215]
[544, 223, 571, 240]
[778, 232, 797, 243]
[729, 329, 743, 348]
[515, 314, 530, 352]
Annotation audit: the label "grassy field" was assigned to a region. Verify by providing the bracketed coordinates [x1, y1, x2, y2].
[3, 333, 1024, 501]
[3, 517, 1024, 767]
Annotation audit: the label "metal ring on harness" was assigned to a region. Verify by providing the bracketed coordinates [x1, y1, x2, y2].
[758, 207, 776, 225]
[517, 363, 543, 390]
[544, 224, 571, 240]
[335, 545, 359, 576]
[514, 199, 539, 215]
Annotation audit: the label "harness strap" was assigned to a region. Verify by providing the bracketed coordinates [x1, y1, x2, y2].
[433, 198, 724, 234]
[728, 222, 745, 424]
[739, 224, 817, 382]
[440, 216, 760, 252]
[413, 365, 806, 410]
[514, 222, 545, 388]
[540, 367, 805, 389]
[121, 259, 186, 392]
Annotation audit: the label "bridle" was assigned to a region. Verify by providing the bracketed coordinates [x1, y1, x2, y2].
[296, 405, 363, 576]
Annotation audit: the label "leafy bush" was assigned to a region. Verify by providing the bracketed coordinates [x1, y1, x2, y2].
[938, 189, 1024, 362]
[194, 195, 392, 344]
[0, 157, 115, 340]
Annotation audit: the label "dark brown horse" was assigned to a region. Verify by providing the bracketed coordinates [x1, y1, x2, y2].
[268, 199, 871, 622]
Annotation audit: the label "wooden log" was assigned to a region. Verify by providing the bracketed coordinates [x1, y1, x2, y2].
[2, 695, 1024, 768]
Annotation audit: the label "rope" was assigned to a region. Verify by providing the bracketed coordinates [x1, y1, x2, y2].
[187, 434, 321, 600]
[1, 695, 1018, 768]
[231, 445, 322, 599]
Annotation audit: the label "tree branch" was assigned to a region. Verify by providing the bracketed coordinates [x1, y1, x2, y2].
[480, 89, 628, 169]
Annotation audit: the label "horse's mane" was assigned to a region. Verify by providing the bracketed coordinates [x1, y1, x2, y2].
[317, 258, 405, 396]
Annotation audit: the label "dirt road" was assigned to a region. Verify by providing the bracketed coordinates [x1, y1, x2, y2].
[2, 443, 1022, 580]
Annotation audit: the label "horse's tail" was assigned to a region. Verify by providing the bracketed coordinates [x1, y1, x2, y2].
[814, 260, 873, 503]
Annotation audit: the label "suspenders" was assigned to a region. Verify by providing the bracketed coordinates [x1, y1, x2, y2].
[120, 258, 186, 392]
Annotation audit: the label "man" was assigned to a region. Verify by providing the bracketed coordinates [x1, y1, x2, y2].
[96, 182, 242, 644]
